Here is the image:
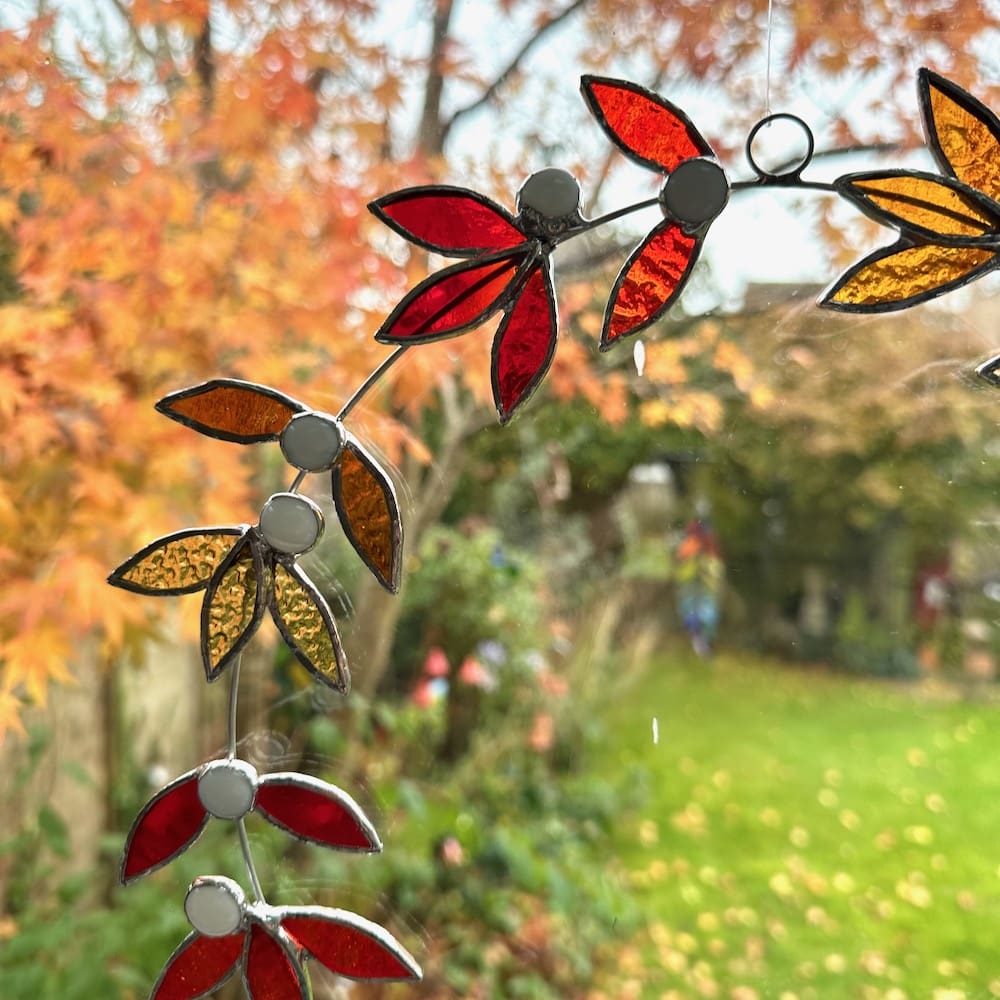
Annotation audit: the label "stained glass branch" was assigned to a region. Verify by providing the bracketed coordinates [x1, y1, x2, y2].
[106, 66, 1000, 1000]
[560, 196, 661, 238]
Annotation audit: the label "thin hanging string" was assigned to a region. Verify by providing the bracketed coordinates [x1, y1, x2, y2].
[764, 0, 774, 117]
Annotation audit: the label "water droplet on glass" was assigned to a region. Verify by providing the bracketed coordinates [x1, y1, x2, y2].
[634, 339, 646, 377]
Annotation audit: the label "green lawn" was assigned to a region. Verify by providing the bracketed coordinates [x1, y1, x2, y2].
[585, 650, 1000, 999]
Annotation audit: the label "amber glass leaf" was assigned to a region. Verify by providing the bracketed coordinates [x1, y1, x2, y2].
[580, 76, 712, 174]
[151, 932, 244, 1000]
[201, 532, 266, 680]
[109, 528, 244, 595]
[332, 440, 402, 592]
[838, 171, 999, 241]
[821, 241, 997, 312]
[157, 380, 305, 444]
[920, 69, 1000, 202]
[270, 561, 349, 693]
[602, 221, 699, 349]
[370, 187, 525, 256]
[491, 263, 557, 424]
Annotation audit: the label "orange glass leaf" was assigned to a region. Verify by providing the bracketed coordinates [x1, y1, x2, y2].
[919, 69, 1000, 203]
[270, 561, 349, 694]
[838, 172, 999, 242]
[332, 440, 402, 593]
[201, 533, 267, 680]
[109, 528, 244, 595]
[581, 76, 712, 174]
[157, 380, 305, 444]
[822, 241, 997, 312]
[602, 221, 699, 349]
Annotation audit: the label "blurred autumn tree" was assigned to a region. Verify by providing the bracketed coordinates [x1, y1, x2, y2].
[687, 295, 999, 643]
[1, 0, 997, 737]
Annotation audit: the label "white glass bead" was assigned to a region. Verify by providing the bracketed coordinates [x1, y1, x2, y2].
[660, 158, 729, 227]
[198, 759, 258, 820]
[517, 168, 581, 219]
[184, 876, 246, 937]
[280, 412, 345, 472]
[258, 493, 324, 554]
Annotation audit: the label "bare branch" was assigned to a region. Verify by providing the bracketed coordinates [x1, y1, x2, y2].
[106, 0, 158, 65]
[194, 16, 214, 110]
[418, 0, 455, 156]
[440, 0, 590, 147]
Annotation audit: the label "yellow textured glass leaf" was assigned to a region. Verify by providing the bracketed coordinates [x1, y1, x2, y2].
[335, 444, 399, 591]
[205, 545, 260, 672]
[926, 79, 1000, 201]
[118, 531, 239, 593]
[830, 244, 994, 309]
[851, 176, 995, 237]
[272, 563, 346, 690]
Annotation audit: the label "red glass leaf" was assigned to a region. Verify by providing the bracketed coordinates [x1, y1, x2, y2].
[581, 76, 713, 174]
[256, 774, 380, 852]
[491, 263, 557, 424]
[121, 771, 208, 883]
[602, 221, 699, 349]
[332, 439, 402, 593]
[157, 380, 305, 444]
[281, 909, 421, 982]
[375, 253, 530, 344]
[244, 925, 307, 1000]
[151, 932, 244, 1000]
[370, 187, 525, 255]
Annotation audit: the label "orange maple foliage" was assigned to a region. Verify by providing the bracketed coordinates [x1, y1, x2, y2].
[2, 0, 997, 739]
[0, 12, 419, 738]
[0, 4, 623, 738]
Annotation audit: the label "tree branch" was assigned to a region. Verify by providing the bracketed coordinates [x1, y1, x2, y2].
[418, 0, 456, 156]
[106, 0, 158, 66]
[440, 0, 590, 148]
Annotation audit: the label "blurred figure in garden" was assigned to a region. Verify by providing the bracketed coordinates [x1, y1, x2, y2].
[675, 510, 725, 657]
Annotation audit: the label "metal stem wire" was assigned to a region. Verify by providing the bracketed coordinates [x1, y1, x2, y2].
[238, 817, 266, 903]
[226, 652, 242, 758]
[226, 653, 266, 902]
[765, 0, 774, 117]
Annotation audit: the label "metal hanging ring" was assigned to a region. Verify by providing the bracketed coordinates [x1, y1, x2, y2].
[745, 113, 816, 183]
